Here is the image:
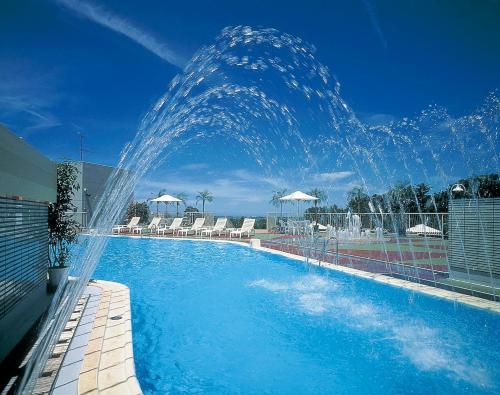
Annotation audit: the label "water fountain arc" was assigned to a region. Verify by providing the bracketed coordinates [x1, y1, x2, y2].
[18, 26, 499, 393]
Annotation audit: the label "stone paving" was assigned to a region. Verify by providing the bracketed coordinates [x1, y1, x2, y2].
[34, 280, 142, 395]
[78, 280, 142, 395]
[33, 295, 89, 395]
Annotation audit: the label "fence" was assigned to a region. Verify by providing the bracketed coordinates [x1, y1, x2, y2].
[448, 198, 499, 287]
[0, 197, 48, 319]
[261, 230, 498, 302]
[267, 212, 449, 236]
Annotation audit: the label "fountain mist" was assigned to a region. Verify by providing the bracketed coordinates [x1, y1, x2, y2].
[19, 26, 498, 392]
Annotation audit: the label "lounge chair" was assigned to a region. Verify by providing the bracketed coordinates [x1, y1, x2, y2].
[157, 217, 183, 236]
[112, 216, 140, 234]
[229, 218, 255, 238]
[133, 216, 162, 234]
[200, 218, 228, 238]
[177, 217, 206, 236]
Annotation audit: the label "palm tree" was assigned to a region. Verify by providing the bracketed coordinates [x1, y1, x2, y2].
[174, 192, 188, 217]
[307, 188, 327, 224]
[270, 189, 288, 218]
[196, 190, 213, 215]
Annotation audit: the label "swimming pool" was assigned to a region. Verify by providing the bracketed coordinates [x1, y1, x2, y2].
[93, 236, 500, 394]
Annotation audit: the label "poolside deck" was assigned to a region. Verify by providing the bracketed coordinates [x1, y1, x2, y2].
[33, 281, 142, 395]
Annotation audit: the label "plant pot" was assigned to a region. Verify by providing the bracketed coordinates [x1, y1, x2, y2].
[48, 266, 69, 289]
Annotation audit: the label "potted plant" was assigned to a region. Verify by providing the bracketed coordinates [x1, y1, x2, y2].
[48, 162, 81, 290]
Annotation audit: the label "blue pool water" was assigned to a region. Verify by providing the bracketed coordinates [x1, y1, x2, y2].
[93, 236, 500, 394]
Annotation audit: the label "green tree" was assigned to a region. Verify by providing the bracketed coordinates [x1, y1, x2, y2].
[270, 189, 288, 218]
[432, 174, 499, 212]
[328, 203, 347, 213]
[414, 183, 432, 212]
[196, 190, 214, 215]
[456, 174, 500, 198]
[126, 202, 150, 224]
[48, 162, 81, 268]
[347, 187, 370, 213]
[386, 182, 417, 213]
[385, 183, 417, 235]
[370, 194, 387, 212]
[307, 188, 327, 224]
[174, 192, 188, 217]
[433, 190, 449, 212]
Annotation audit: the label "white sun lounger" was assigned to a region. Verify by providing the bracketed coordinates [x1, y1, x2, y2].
[157, 217, 183, 235]
[112, 216, 140, 233]
[133, 216, 162, 234]
[177, 217, 206, 236]
[229, 218, 255, 238]
[200, 218, 228, 238]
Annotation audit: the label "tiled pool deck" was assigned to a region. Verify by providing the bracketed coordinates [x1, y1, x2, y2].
[36, 280, 142, 395]
[50, 285, 102, 394]
[78, 280, 141, 395]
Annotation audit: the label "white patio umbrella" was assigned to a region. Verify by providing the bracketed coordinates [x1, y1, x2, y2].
[151, 194, 181, 216]
[279, 191, 318, 217]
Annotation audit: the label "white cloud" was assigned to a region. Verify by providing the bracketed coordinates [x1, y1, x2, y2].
[0, 61, 63, 133]
[179, 163, 209, 171]
[359, 112, 396, 126]
[137, 176, 269, 205]
[135, 168, 364, 214]
[361, 0, 388, 49]
[312, 171, 354, 182]
[229, 169, 289, 189]
[55, 0, 186, 68]
[134, 168, 294, 212]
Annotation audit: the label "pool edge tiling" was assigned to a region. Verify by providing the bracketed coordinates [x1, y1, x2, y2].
[78, 280, 142, 395]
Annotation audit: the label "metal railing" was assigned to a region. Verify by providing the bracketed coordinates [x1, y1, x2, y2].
[261, 230, 498, 302]
[264, 204, 500, 302]
[267, 212, 449, 236]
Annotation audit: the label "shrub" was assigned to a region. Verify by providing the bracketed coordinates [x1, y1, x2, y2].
[48, 162, 81, 268]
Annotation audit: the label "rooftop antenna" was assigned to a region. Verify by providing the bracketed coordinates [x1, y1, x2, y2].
[78, 131, 85, 161]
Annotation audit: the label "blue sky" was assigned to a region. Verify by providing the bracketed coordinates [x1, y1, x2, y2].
[1, 1, 499, 214]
